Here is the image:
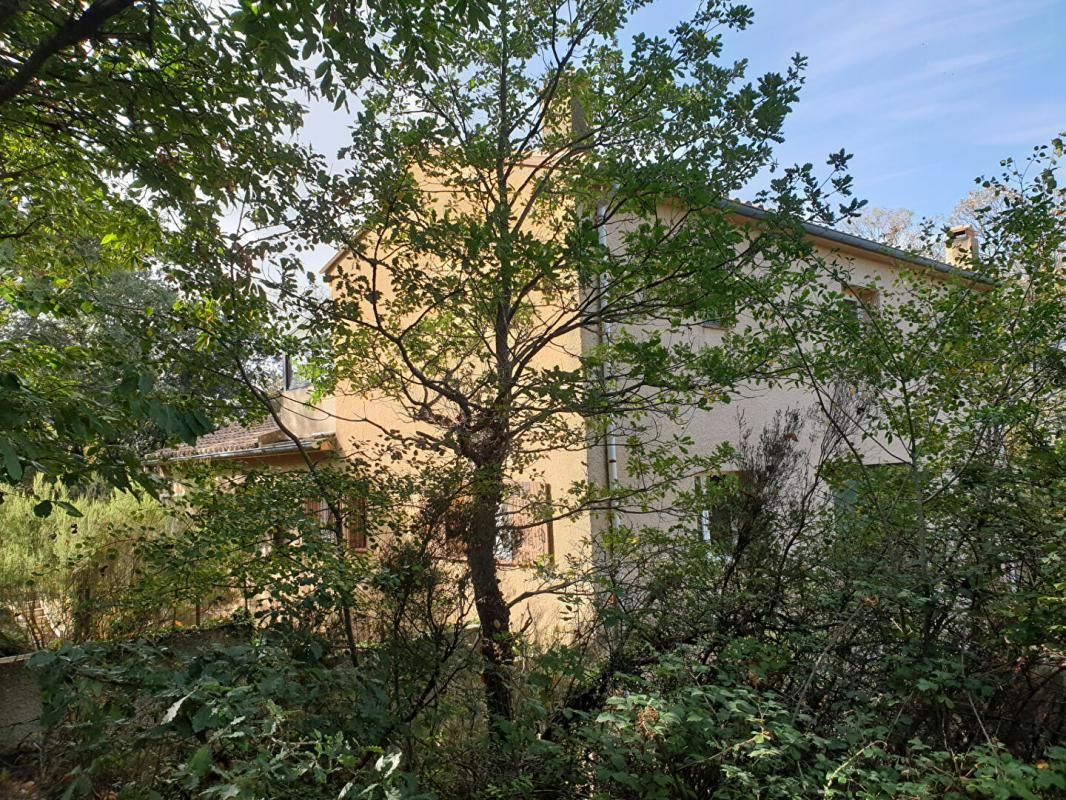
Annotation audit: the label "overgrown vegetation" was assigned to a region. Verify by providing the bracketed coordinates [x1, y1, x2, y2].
[0, 0, 1063, 797]
[0, 477, 204, 653]
[24, 145, 1066, 795]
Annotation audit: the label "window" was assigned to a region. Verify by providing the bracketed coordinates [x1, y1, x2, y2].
[693, 473, 750, 550]
[427, 482, 554, 565]
[831, 479, 858, 516]
[698, 508, 713, 543]
[690, 263, 741, 328]
[346, 496, 369, 551]
[843, 285, 880, 324]
[496, 482, 555, 565]
[494, 507, 519, 563]
[304, 497, 338, 542]
[303, 496, 368, 550]
[700, 295, 737, 329]
[699, 270, 739, 329]
[830, 463, 905, 522]
[282, 353, 311, 391]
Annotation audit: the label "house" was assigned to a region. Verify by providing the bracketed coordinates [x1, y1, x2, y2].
[313, 197, 984, 631]
[154, 387, 337, 470]
[167, 199, 985, 634]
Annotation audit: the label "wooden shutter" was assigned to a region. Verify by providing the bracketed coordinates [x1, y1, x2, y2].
[345, 495, 369, 551]
[499, 482, 554, 565]
[423, 482, 554, 565]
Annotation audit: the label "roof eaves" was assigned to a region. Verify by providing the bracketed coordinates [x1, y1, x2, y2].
[320, 247, 351, 276]
[724, 201, 993, 285]
[152, 432, 336, 465]
[318, 201, 992, 286]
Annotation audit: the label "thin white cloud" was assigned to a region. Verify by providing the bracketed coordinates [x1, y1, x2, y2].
[793, 44, 1016, 126]
[973, 105, 1065, 147]
[801, 0, 1049, 79]
[861, 165, 922, 187]
[737, 0, 1064, 215]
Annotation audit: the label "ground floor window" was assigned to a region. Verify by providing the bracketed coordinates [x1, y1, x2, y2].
[302, 495, 368, 551]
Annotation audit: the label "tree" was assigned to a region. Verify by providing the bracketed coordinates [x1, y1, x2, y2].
[0, 0, 488, 494]
[0, 475, 179, 651]
[2, 270, 273, 455]
[839, 186, 1024, 261]
[840, 205, 928, 252]
[949, 185, 1014, 241]
[535, 138, 1066, 797]
[280, 0, 861, 724]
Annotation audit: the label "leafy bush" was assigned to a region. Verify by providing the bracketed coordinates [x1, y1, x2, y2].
[0, 477, 193, 650]
[32, 630, 429, 799]
[569, 649, 1066, 800]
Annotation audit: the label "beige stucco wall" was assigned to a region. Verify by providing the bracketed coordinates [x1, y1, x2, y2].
[323, 245, 594, 639]
[585, 202, 968, 540]
[320, 159, 598, 638]
[274, 386, 337, 441]
[650, 240, 917, 468]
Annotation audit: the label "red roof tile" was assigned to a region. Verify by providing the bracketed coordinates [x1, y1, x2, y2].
[154, 418, 284, 460]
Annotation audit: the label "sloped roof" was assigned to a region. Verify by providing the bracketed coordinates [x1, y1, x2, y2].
[322, 198, 988, 284]
[725, 200, 990, 284]
[154, 418, 334, 462]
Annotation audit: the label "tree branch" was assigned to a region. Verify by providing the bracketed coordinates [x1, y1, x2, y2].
[0, 0, 137, 106]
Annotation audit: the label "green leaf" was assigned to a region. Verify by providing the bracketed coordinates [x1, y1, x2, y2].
[185, 744, 214, 786]
[55, 500, 84, 517]
[191, 703, 215, 733]
[0, 441, 23, 481]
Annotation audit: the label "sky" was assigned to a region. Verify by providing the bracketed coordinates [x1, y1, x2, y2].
[623, 0, 1066, 219]
[292, 0, 1065, 273]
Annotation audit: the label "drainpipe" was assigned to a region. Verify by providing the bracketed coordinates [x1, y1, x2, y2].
[596, 202, 620, 532]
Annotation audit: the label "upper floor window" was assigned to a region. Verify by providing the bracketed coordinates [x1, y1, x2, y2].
[843, 285, 880, 324]
[282, 353, 311, 391]
[700, 296, 737, 329]
[699, 271, 739, 329]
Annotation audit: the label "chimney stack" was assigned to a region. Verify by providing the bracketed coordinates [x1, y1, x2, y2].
[946, 224, 979, 268]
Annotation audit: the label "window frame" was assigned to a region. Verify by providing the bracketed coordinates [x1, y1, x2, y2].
[843, 284, 880, 324]
[693, 471, 752, 552]
[302, 495, 369, 552]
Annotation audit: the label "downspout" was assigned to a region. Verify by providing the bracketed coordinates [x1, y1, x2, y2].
[596, 202, 620, 532]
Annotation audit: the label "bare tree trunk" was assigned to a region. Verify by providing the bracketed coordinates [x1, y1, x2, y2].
[71, 567, 92, 643]
[466, 463, 514, 724]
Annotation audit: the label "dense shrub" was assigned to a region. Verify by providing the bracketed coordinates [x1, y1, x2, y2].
[33, 630, 426, 800]
[0, 478, 196, 651]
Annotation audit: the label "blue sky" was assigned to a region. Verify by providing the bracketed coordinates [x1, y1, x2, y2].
[625, 0, 1066, 218]
[292, 0, 1064, 274]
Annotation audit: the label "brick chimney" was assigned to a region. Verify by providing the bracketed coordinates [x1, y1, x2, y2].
[946, 224, 980, 268]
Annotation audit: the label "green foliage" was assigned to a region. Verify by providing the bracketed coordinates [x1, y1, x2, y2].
[0, 0, 301, 491]
[0, 476, 199, 651]
[571, 650, 1066, 799]
[282, 0, 864, 725]
[32, 632, 429, 800]
[0, 269, 256, 494]
[0, 0, 489, 494]
[10, 3, 1066, 799]
[563, 142, 1066, 798]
